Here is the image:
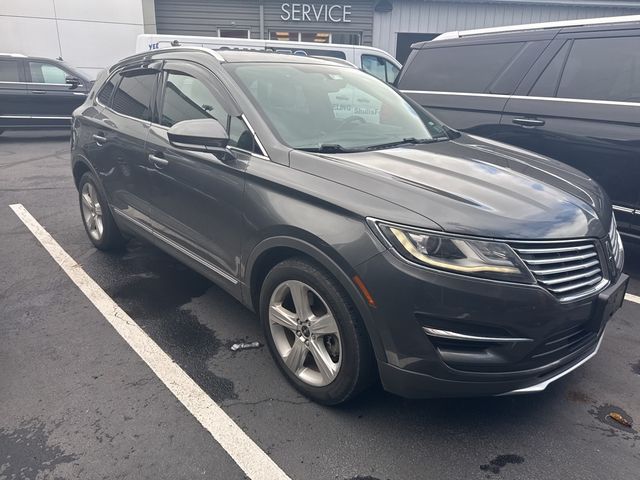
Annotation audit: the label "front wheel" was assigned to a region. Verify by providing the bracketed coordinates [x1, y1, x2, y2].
[260, 258, 375, 405]
[78, 172, 125, 250]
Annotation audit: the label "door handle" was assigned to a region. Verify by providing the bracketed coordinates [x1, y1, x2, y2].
[149, 153, 169, 168]
[92, 134, 107, 146]
[513, 117, 545, 128]
[31, 90, 46, 94]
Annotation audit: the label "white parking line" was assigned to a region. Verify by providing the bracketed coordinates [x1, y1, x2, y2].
[9, 203, 291, 480]
[626, 292, 640, 305]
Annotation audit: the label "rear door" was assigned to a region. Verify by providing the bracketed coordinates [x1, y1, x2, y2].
[145, 60, 252, 282]
[0, 57, 30, 128]
[92, 66, 159, 228]
[26, 60, 88, 125]
[398, 38, 548, 136]
[500, 29, 640, 237]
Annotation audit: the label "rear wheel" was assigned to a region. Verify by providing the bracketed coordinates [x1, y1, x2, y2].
[78, 172, 125, 250]
[260, 257, 375, 405]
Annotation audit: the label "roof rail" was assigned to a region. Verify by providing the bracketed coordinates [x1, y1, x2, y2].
[0, 53, 27, 58]
[434, 14, 640, 41]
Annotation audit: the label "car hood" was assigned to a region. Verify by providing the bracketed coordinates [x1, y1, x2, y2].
[290, 134, 611, 240]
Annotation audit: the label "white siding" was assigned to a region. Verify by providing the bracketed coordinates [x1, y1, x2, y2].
[0, 0, 147, 78]
[374, 0, 639, 56]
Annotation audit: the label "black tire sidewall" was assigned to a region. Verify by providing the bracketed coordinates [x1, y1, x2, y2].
[260, 258, 371, 405]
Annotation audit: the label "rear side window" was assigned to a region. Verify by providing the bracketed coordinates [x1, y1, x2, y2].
[0, 59, 20, 82]
[111, 71, 157, 121]
[529, 41, 571, 97]
[400, 42, 524, 93]
[97, 74, 118, 105]
[361, 54, 400, 83]
[160, 71, 228, 128]
[557, 36, 640, 102]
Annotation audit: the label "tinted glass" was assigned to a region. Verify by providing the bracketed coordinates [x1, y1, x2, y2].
[29, 62, 67, 84]
[97, 74, 118, 106]
[361, 55, 400, 84]
[0, 59, 20, 82]
[557, 36, 640, 102]
[111, 72, 156, 121]
[400, 42, 524, 92]
[227, 63, 449, 150]
[228, 116, 259, 153]
[529, 41, 570, 97]
[160, 71, 228, 128]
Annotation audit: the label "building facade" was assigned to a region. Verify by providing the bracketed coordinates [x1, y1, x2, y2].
[2, 0, 640, 77]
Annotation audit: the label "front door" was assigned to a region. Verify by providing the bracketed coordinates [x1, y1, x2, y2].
[500, 32, 640, 237]
[26, 60, 88, 126]
[145, 61, 250, 282]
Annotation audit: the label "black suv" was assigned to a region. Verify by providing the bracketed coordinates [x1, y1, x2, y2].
[397, 16, 640, 242]
[71, 48, 628, 404]
[0, 53, 91, 134]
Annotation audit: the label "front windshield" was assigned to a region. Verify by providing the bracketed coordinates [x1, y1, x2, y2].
[225, 62, 450, 151]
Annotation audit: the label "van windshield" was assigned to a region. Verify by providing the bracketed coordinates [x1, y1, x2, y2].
[225, 62, 451, 152]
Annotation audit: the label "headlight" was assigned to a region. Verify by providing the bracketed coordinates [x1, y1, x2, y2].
[376, 223, 534, 283]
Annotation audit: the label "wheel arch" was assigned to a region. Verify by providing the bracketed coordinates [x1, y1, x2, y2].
[243, 235, 387, 363]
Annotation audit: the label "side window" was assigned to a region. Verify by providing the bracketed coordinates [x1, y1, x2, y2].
[228, 116, 260, 154]
[0, 59, 20, 82]
[557, 36, 640, 102]
[160, 71, 228, 128]
[97, 74, 118, 106]
[399, 42, 524, 93]
[361, 55, 398, 83]
[111, 71, 157, 121]
[529, 41, 571, 97]
[28, 62, 67, 84]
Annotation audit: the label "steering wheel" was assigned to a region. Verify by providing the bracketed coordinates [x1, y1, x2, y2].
[337, 115, 366, 130]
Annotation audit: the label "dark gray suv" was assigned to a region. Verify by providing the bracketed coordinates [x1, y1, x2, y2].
[70, 48, 628, 405]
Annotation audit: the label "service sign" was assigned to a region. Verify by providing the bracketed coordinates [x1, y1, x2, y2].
[280, 3, 352, 23]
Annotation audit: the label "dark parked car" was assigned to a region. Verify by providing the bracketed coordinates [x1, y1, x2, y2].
[0, 53, 91, 134]
[71, 48, 628, 404]
[397, 15, 640, 242]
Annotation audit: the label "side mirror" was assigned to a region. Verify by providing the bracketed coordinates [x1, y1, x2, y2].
[167, 118, 229, 153]
[65, 75, 80, 89]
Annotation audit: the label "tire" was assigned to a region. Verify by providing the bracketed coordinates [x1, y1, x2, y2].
[260, 257, 375, 405]
[78, 172, 126, 250]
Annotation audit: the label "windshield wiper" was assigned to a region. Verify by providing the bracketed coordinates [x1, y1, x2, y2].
[298, 144, 356, 153]
[363, 137, 447, 151]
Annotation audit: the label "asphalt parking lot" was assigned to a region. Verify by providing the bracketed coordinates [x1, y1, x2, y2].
[1, 131, 639, 480]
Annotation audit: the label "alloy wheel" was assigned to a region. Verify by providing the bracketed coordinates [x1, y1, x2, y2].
[268, 280, 342, 387]
[81, 182, 104, 241]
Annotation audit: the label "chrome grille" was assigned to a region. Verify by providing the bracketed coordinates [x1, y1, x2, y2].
[609, 217, 624, 275]
[510, 240, 604, 301]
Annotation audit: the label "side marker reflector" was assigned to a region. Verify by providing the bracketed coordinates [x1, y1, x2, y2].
[353, 275, 376, 307]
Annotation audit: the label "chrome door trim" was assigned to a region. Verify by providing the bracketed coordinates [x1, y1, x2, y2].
[113, 207, 239, 285]
[0, 114, 71, 120]
[613, 205, 638, 215]
[400, 90, 640, 108]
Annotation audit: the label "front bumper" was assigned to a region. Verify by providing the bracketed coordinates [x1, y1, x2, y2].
[357, 250, 628, 398]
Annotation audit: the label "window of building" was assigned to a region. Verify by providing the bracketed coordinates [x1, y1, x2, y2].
[111, 71, 157, 121]
[29, 62, 67, 84]
[0, 59, 20, 82]
[160, 71, 228, 128]
[400, 42, 525, 93]
[97, 74, 119, 106]
[529, 41, 571, 97]
[557, 36, 640, 102]
[270, 31, 356, 44]
[361, 55, 399, 84]
[218, 29, 250, 39]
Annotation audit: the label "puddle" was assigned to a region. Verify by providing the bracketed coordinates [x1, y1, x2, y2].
[589, 404, 636, 435]
[480, 454, 525, 475]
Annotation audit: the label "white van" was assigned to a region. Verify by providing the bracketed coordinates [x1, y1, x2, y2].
[135, 34, 401, 84]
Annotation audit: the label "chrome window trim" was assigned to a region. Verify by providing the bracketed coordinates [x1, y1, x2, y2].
[113, 207, 238, 284]
[613, 204, 639, 215]
[0, 114, 71, 120]
[400, 89, 640, 108]
[240, 114, 268, 158]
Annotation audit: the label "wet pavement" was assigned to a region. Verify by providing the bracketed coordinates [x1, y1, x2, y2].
[1, 131, 639, 480]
